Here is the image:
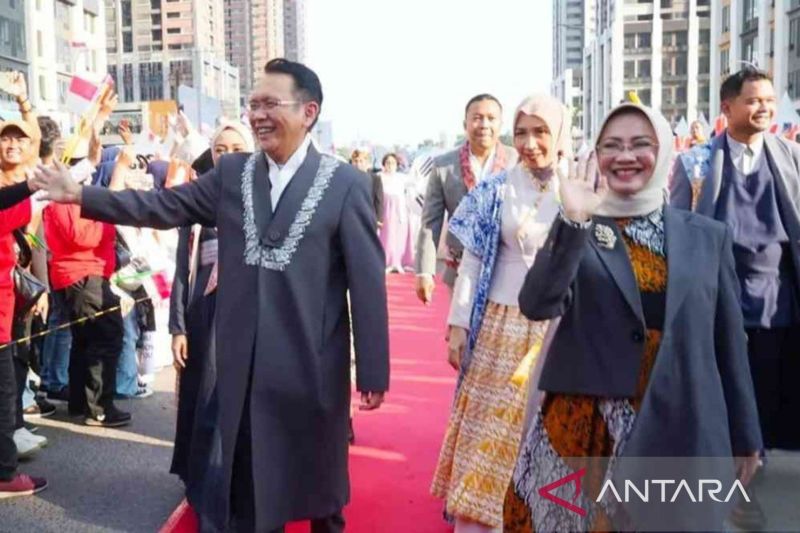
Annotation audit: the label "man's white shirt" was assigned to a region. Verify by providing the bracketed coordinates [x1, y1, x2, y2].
[726, 133, 765, 175]
[265, 134, 312, 207]
[468, 147, 497, 183]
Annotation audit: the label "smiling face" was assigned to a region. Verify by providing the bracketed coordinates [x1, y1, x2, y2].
[212, 128, 249, 165]
[722, 79, 776, 136]
[0, 127, 31, 169]
[596, 110, 659, 196]
[464, 99, 502, 152]
[247, 73, 319, 163]
[514, 113, 555, 170]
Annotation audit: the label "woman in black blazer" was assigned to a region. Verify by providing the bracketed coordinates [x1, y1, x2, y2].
[504, 104, 762, 532]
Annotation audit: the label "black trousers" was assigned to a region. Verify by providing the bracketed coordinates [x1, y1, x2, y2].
[746, 326, 800, 449]
[0, 345, 17, 480]
[11, 313, 33, 430]
[62, 276, 123, 418]
[229, 395, 345, 533]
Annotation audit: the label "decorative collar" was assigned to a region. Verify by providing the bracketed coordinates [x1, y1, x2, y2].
[240, 151, 340, 271]
[618, 207, 665, 257]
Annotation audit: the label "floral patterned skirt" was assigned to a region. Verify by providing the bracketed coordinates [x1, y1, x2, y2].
[431, 302, 548, 528]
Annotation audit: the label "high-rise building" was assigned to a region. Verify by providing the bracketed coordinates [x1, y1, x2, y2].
[104, 0, 240, 120]
[581, 0, 711, 139]
[711, 0, 800, 115]
[0, 0, 28, 117]
[0, 1, 107, 129]
[552, 0, 593, 133]
[283, 0, 307, 62]
[224, 0, 284, 102]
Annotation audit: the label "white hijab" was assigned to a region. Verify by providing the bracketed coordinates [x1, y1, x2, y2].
[594, 103, 674, 218]
[210, 120, 255, 153]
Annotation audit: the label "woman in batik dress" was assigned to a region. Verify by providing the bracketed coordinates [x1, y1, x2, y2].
[504, 103, 762, 532]
[431, 94, 571, 533]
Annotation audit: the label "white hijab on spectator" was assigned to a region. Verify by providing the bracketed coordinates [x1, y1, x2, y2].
[210, 120, 255, 153]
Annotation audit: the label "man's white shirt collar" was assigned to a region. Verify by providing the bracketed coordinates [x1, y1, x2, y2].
[265, 134, 312, 207]
[468, 146, 497, 183]
[726, 133, 765, 175]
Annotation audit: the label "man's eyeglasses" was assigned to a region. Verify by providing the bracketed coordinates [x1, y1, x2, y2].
[596, 139, 658, 157]
[247, 98, 304, 112]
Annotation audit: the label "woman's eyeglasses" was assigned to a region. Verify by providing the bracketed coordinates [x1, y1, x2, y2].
[596, 139, 658, 156]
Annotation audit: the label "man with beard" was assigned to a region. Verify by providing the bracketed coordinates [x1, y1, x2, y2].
[671, 66, 800, 529]
[33, 58, 389, 533]
[415, 94, 517, 305]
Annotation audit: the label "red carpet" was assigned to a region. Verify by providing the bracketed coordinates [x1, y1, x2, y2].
[163, 275, 455, 532]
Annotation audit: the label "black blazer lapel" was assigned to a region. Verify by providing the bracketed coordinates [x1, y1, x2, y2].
[252, 152, 273, 244]
[590, 217, 645, 324]
[662, 207, 695, 329]
[262, 145, 322, 248]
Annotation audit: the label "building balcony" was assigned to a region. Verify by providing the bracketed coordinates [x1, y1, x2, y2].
[741, 19, 759, 35]
[624, 76, 652, 84]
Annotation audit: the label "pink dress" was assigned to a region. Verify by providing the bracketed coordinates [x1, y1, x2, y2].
[378, 172, 415, 271]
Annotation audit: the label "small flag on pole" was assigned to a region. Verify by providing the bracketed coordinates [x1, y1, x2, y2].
[65, 75, 103, 116]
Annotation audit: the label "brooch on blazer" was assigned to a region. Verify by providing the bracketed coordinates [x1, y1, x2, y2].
[594, 223, 617, 249]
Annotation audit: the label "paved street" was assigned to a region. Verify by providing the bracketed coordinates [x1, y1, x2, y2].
[0, 368, 183, 533]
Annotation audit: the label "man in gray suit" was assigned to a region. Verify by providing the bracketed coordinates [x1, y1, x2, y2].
[415, 94, 517, 304]
[671, 67, 800, 528]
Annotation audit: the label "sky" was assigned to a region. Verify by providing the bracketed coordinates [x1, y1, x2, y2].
[305, 0, 552, 149]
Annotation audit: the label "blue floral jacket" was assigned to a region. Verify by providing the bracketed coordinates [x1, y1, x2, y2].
[448, 171, 509, 379]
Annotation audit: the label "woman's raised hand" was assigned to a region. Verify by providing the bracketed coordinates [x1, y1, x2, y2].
[556, 151, 609, 223]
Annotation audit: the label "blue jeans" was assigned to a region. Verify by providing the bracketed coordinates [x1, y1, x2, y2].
[41, 291, 71, 392]
[116, 305, 139, 397]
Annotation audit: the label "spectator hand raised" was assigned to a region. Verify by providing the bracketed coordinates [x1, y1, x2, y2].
[118, 120, 134, 146]
[0, 71, 28, 101]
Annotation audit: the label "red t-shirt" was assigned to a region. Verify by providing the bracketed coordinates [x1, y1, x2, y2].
[43, 203, 116, 290]
[0, 198, 32, 342]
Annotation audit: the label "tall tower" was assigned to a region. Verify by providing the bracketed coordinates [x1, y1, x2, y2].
[552, 0, 590, 133]
[283, 0, 307, 62]
[224, 0, 285, 101]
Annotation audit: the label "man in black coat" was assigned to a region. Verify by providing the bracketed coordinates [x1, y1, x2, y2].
[34, 59, 390, 533]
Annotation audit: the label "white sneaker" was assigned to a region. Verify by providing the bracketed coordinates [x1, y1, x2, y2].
[15, 428, 47, 448]
[13, 429, 43, 459]
[133, 386, 153, 399]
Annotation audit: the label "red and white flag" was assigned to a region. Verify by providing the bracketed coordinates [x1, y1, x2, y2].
[65, 75, 103, 115]
[65, 75, 100, 115]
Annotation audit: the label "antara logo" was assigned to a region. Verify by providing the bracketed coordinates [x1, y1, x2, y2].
[539, 468, 750, 515]
[538, 468, 588, 516]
